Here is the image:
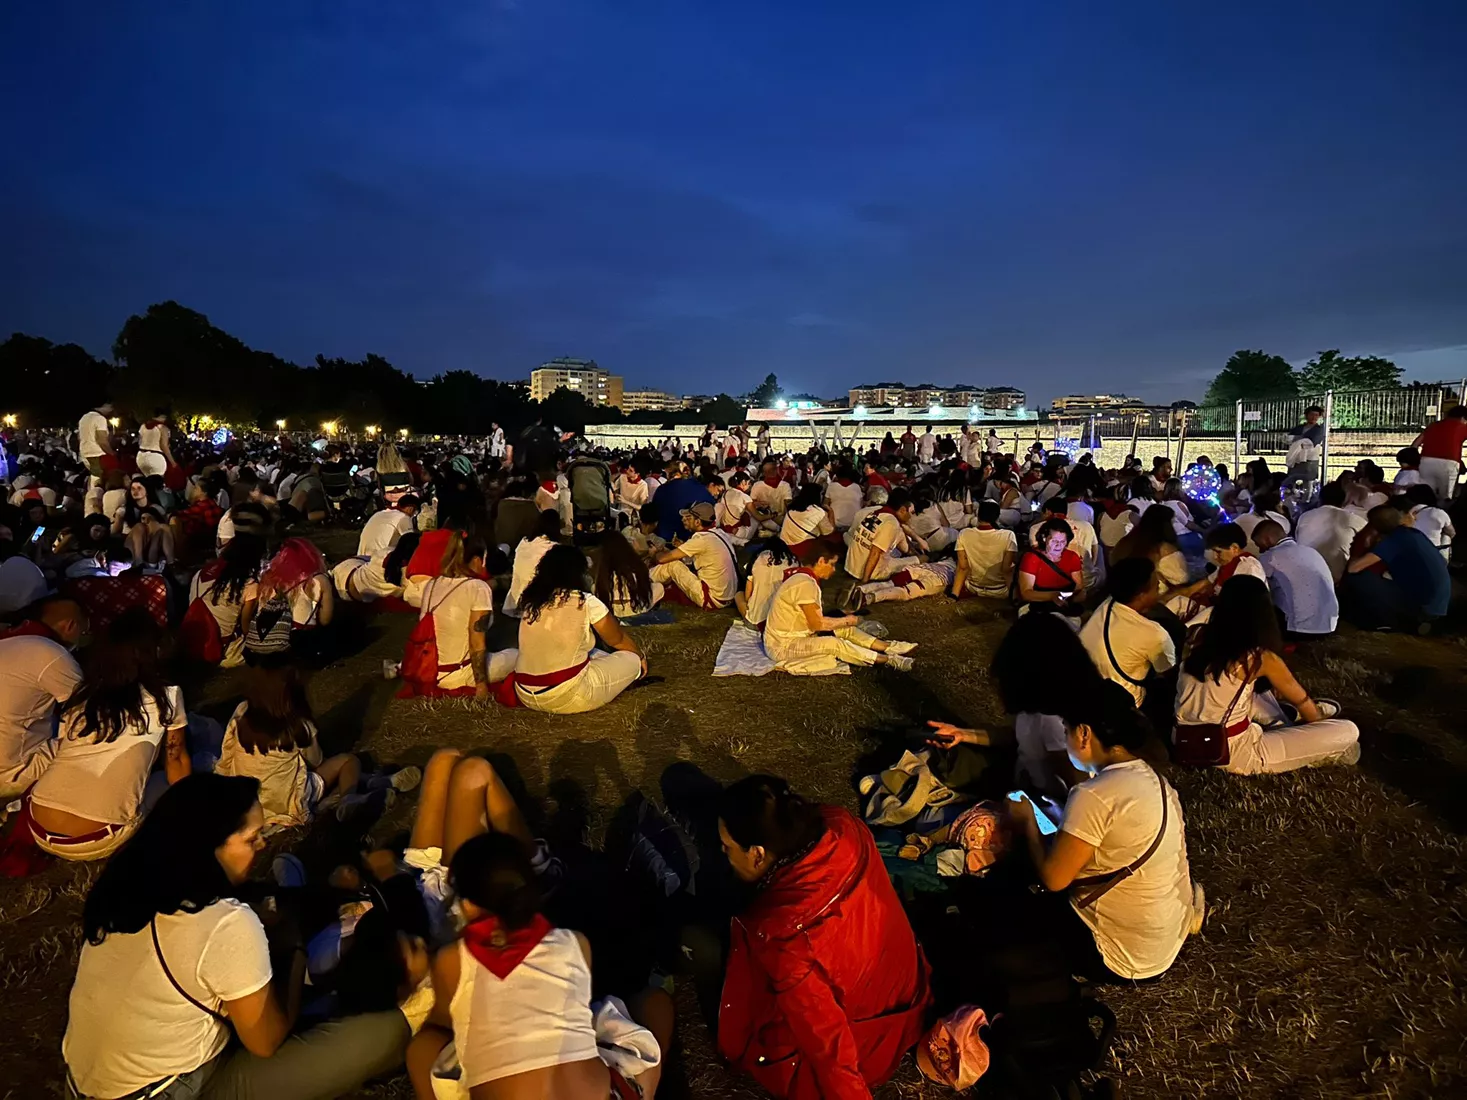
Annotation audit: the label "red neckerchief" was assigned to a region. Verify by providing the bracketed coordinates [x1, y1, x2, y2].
[0, 620, 62, 644]
[835, 477, 854, 487]
[763, 475, 782, 488]
[782, 566, 819, 582]
[540, 480, 557, 493]
[877, 506, 899, 517]
[1100, 500, 1130, 519]
[461, 913, 554, 979]
[1216, 552, 1255, 584]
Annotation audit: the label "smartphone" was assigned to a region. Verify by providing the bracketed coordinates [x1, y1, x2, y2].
[29, 526, 45, 545]
[1008, 790, 1058, 835]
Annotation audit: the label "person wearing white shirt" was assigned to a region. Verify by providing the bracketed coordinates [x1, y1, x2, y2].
[715, 471, 758, 542]
[823, 464, 865, 530]
[951, 501, 1018, 598]
[614, 468, 649, 517]
[1254, 521, 1339, 635]
[762, 540, 915, 674]
[1404, 484, 1456, 560]
[1046, 498, 1105, 592]
[777, 485, 836, 549]
[0, 598, 86, 799]
[650, 503, 739, 609]
[406, 535, 517, 695]
[502, 511, 563, 618]
[1294, 484, 1368, 581]
[917, 428, 937, 465]
[356, 496, 419, 561]
[1233, 493, 1290, 555]
[77, 403, 114, 482]
[1008, 682, 1202, 981]
[1080, 559, 1176, 709]
[845, 489, 923, 583]
[512, 544, 644, 714]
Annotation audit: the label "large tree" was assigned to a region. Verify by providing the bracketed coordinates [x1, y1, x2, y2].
[1298, 349, 1402, 393]
[112, 301, 256, 425]
[0, 334, 113, 426]
[749, 373, 780, 407]
[699, 394, 747, 424]
[1202, 350, 1298, 407]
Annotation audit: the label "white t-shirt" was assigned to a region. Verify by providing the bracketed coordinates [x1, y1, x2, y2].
[845, 510, 907, 578]
[516, 592, 610, 676]
[615, 475, 648, 510]
[288, 574, 330, 627]
[504, 535, 557, 617]
[64, 901, 272, 1098]
[0, 634, 82, 786]
[78, 410, 109, 459]
[715, 487, 753, 530]
[30, 685, 186, 826]
[955, 526, 1016, 596]
[750, 479, 792, 515]
[1014, 711, 1067, 792]
[1144, 499, 1193, 538]
[190, 570, 259, 637]
[1079, 599, 1176, 705]
[357, 507, 413, 561]
[1061, 760, 1194, 979]
[1098, 508, 1136, 549]
[763, 571, 823, 645]
[1410, 505, 1453, 552]
[678, 530, 738, 604]
[418, 577, 493, 690]
[1294, 505, 1366, 581]
[778, 505, 834, 545]
[744, 551, 790, 627]
[1234, 510, 1290, 554]
[824, 481, 864, 529]
[216, 701, 322, 827]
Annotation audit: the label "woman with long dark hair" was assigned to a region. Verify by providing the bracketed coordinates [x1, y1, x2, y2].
[510, 543, 644, 713]
[737, 535, 795, 627]
[188, 530, 265, 642]
[1174, 576, 1359, 774]
[27, 609, 189, 860]
[1112, 503, 1204, 617]
[714, 775, 931, 1099]
[63, 773, 408, 1099]
[591, 528, 661, 617]
[777, 483, 835, 552]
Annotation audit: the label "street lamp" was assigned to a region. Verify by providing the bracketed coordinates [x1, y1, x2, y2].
[275, 419, 287, 430]
[2, 414, 16, 428]
[399, 428, 410, 439]
[108, 417, 121, 428]
[322, 420, 338, 435]
[365, 425, 379, 436]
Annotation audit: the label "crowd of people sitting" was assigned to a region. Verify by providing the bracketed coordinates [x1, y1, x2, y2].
[0, 401, 1461, 1099]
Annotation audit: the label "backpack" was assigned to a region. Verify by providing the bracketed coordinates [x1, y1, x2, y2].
[179, 595, 223, 663]
[245, 594, 294, 659]
[398, 579, 465, 698]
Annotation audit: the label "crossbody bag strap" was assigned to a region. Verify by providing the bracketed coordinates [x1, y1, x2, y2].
[1072, 768, 1170, 909]
[151, 915, 229, 1023]
[1103, 603, 1149, 687]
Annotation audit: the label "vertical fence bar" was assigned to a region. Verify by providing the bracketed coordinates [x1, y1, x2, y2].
[1165, 412, 1173, 465]
[1321, 389, 1334, 489]
[1233, 400, 1242, 474]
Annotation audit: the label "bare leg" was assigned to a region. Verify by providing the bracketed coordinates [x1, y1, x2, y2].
[406, 1024, 451, 1100]
[627, 987, 676, 1099]
[410, 748, 463, 853]
[443, 756, 534, 864]
[315, 753, 361, 798]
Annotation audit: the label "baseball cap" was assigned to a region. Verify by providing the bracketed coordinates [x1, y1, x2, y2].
[680, 501, 715, 525]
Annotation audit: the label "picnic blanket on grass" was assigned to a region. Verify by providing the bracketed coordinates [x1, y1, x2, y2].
[712, 620, 852, 677]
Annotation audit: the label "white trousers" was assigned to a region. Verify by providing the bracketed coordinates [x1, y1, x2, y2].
[1223, 691, 1360, 774]
[855, 554, 923, 583]
[1419, 456, 1460, 505]
[136, 450, 168, 478]
[766, 626, 884, 675]
[650, 560, 728, 608]
[859, 561, 955, 604]
[439, 648, 518, 692]
[515, 648, 643, 714]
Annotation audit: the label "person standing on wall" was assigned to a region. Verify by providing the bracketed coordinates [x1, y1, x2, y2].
[1412, 405, 1467, 506]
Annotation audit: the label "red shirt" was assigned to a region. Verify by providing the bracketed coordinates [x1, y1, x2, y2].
[1019, 548, 1083, 589]
[1418, 418, 1467, 462]
[175, 498, 223, 538]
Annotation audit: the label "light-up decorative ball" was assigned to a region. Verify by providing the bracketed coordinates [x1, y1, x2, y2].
[210, 427, 233, 447]
[1182, 464, 1222, 507]
[1050, 437, 1078, 461]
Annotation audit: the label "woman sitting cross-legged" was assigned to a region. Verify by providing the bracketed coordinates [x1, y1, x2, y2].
[713, 775, 932, 1099]
[403, 531, 516, 697]
[509, 543, 645, 714]
[1173, 575, 1360, 774]
[762, 538, 917, 674]
[63, 773, 409, 1100]
[406, 758, 673, 1100]
[25, 609, 192, 861]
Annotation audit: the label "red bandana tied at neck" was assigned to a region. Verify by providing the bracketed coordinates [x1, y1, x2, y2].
[461, 913, 554, 979]
[782, 566, 819, 582]
[0, 620, 63, 644]
[763, 474, 783, 488]
[1216, 552, 1255, 584]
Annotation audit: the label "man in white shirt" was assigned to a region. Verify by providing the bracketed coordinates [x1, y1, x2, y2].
[917, 428, 937, 465]
[355, 495, 419, 561]
[1294, 483, 1367, 581]
[749, 462, 792, 526]
[950, 501, 1017, 597]
[986, 430, 1003, 455]
[845, 488, 924, 583]
[714, 471, 757, 542]
[0, 597, 87, 799]
[823, 463, 865, 530]
[1080, 558, 1175, 708]
[1255, 520, 1339, 635]
[614, 466, 649, 518]
[77, 403, 114, 482]
[650, 502, 738, 608]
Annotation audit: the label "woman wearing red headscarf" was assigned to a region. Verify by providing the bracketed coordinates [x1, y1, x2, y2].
[258, 537, 334, 662]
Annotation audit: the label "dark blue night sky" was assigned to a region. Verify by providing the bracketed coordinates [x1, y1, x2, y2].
[3, 2, 1464, 403]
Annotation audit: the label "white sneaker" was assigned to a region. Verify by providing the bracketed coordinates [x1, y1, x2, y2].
[389, 765, 423, 793]
[1190, 882, 1207, 935]
[885, 654, 915, 672]
[885, 640, 918, 656]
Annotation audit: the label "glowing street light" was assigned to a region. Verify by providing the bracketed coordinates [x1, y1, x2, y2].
[853, 405, 867, 418]
[928, 403, 941, 417]
[108, 417, 121, 428]
[365, 424, 379, 436]
[275, 419, 287, 430]
[398, 428, 410, 439]
[2, 414, 16, 428]
[322, 420, 338, 435]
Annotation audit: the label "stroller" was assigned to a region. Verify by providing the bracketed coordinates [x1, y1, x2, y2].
[565, 457, 616, 544]
[320, 463, 372, 525]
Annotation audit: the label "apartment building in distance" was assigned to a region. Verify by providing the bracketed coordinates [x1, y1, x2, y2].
[620, 389, 682, 412]
[529, 358, 624, 408]
[1050, 393, 1147, 413]
[846, 382, 1027, 410]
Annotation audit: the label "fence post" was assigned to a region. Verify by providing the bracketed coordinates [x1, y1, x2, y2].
[1457, 379, 1466, 417]
[1233, 400, 1242, 474]
[1321, 389, 1334, 489]
[1165, 410, 1173, 465]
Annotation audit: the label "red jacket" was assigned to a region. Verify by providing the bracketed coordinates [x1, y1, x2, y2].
[718, 807, 932, 1100]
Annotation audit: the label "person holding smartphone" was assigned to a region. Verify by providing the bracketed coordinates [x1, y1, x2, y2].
[1016, 518, 1085, 616]
[1002, 682, 1204, 982]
